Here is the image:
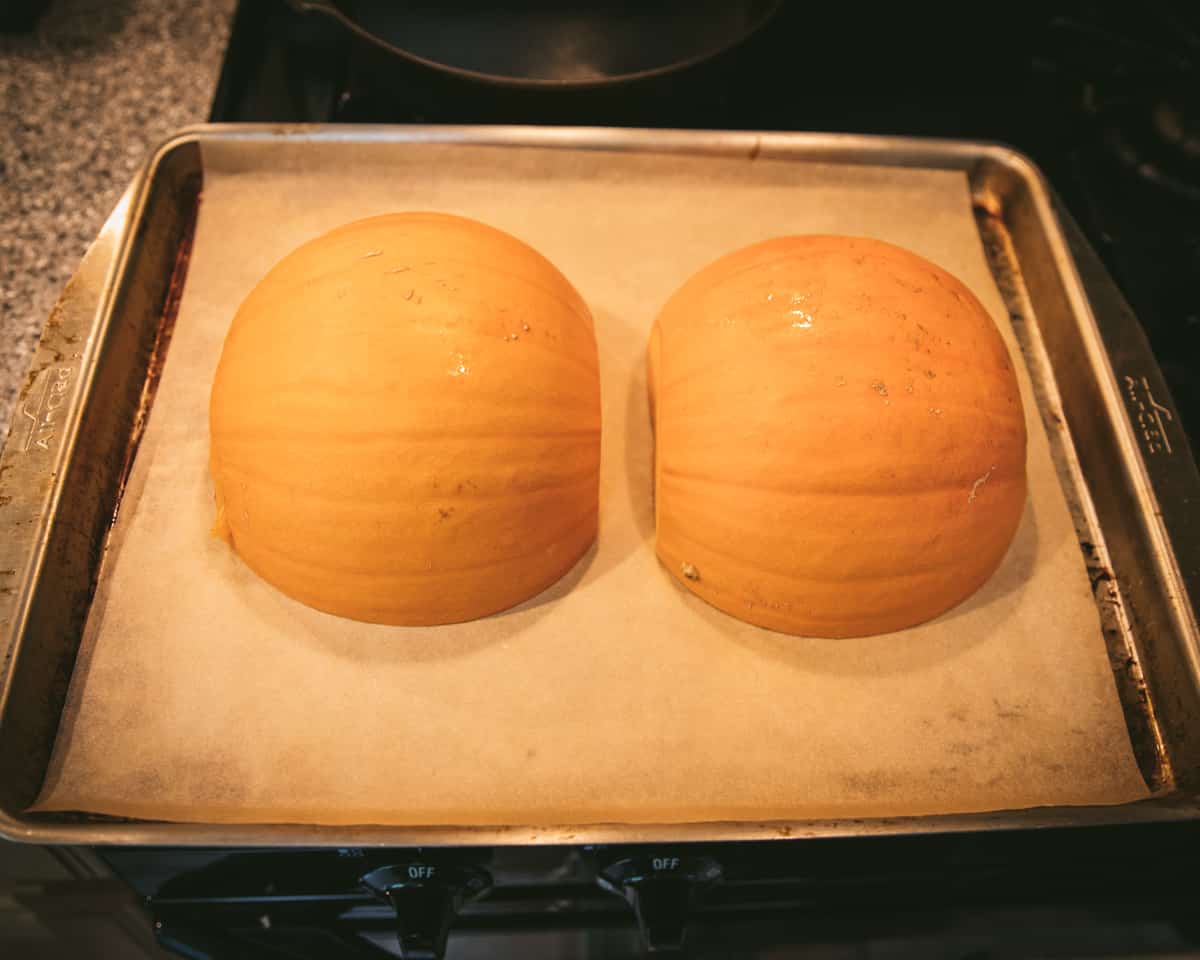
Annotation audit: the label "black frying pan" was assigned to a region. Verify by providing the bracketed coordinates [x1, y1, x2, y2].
[285, 0, 782, 88]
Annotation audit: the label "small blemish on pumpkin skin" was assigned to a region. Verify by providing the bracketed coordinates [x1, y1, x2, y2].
[967, 466, 996, 504]
[438, 507, 455, 521]
[871, 381, 888, 398]
[681, 562, 700, 581]
[360, 249, 382, 259]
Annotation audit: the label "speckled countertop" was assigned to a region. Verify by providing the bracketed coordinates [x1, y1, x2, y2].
[0, 0, 235, 448]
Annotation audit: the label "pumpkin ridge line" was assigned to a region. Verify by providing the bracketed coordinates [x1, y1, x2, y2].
[215, 426, 601, 442]
[242, 508, 599, 578]
[655, 400, 1025, 429]
[659, 469, 1022, 498]
[663, 524, 1002, 587]
[214, 464, 598, 499]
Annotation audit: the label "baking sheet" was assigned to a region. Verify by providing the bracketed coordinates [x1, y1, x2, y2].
[33, 142, 1149, 825]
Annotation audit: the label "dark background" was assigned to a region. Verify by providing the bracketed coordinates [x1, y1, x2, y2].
[2, 1, 1199, 957]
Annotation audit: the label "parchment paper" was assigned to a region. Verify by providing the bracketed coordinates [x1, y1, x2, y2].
[34, 142, 1150, 825]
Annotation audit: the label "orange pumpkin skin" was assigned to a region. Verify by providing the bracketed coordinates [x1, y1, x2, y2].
[209, 213, 601, 625]
[649, 235, 1027, 638]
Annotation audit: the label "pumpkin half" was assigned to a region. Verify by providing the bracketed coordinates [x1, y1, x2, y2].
[649, 235, 1027, 638]
[209, 213, 601, 625]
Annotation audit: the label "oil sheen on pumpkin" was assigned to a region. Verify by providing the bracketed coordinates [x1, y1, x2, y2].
[209, 213, 601, 625]
[649, 235, 1027, 638]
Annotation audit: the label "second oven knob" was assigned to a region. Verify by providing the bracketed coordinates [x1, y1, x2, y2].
[361, 862, 491, 960]
[597, 854, 723, 953]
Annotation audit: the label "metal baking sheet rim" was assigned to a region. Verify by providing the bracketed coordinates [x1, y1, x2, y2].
[0, 124, 1196, 847]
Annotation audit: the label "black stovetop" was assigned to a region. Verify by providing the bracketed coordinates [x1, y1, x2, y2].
[211, 0, 1200, 459]
[92, 9, 1200, 956]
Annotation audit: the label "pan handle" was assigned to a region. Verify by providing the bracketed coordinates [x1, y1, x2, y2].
[283, 0, 387, 53]
[0, 185, 131, 667]
[1054, 196, 1200, 619]
[284, 0, 359, 29]
[284, 0, 342, 15]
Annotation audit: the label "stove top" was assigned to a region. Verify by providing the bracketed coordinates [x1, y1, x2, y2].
[91, 8, 1200, 954]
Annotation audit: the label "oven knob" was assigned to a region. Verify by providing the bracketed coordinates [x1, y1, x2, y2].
[360, 862, 491, 960]
[597, 854, 723, 952]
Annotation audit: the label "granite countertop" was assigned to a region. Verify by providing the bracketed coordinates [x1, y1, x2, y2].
[0, 0, 235, 448]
